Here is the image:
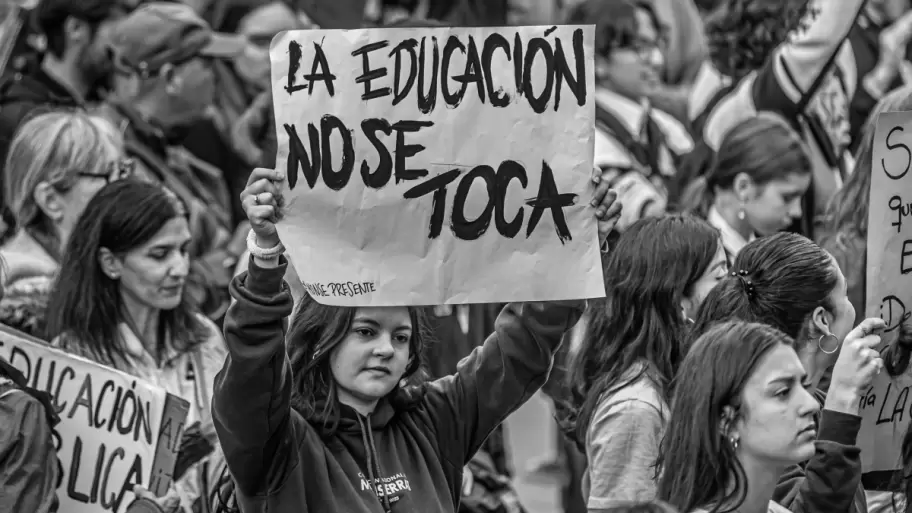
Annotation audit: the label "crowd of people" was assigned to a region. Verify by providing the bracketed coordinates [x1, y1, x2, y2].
[0, 0, 911, 513]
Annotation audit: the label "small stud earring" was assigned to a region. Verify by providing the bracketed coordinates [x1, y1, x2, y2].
[729, 435, 740, 450]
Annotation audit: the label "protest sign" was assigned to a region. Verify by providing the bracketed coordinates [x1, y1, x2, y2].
[270, 25, 604, 306]
[860, 111, 912, 472]
[0, 325, 189, 513]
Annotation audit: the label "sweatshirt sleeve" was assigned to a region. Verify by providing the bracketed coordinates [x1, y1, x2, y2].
[773, 409, 862, 513]
[212, 256, 296, 496]
[752, 0, 865, 113]
[423, 301, 583, 466]
[585, 398, 664, 509]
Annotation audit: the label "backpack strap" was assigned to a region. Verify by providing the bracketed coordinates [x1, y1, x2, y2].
[595, 104, 653, 171]
[691, 83, 736, 141]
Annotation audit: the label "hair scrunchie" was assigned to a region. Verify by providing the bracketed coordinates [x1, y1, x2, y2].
[731, 269, 755, 299]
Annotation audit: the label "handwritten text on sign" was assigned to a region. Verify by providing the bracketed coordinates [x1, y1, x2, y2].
[861, 111, 912, 472]
[271, 25, 604, 306]
[0, 327, 188, 513]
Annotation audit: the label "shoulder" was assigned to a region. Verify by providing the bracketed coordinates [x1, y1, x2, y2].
[192, 314, 228, 367]
[0, 382, 44, 422]
[591, 374, 668, 428]
[703, 74, 759, 150]
[769, 501, 792, 513]
[594, 129, 635, 169]
[652, 107, 694, 153]
[0, 232, 56, 284]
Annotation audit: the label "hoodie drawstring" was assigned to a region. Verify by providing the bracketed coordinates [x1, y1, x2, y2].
[357, 414, 392, 512]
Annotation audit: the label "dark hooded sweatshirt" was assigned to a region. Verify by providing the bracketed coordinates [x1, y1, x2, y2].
[213, 257, 583, 513]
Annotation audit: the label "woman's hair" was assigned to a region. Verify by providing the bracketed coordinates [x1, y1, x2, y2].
[825, 85, 912, 243]
[564, 214, 720, 451]
[564, 0, 665, 58]
[657, 320, 794, 513]
[45, 179, 208, 366]
[680, 113, 811, 218]
[286, 295, 432, 434]
[692, 232, 838, 344]
[705, 0, 817, 79]
[4, 109, 123, 243]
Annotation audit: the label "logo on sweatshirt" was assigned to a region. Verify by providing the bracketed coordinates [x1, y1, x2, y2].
[358, 472, 412, 503]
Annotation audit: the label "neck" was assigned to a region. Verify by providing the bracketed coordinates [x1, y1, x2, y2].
[798, 342, 831, 390]
[715, 194, 754, 240]
[338, 389, 378, 417]
[599, 80, 642, 104]
[733, 455, 783, 513]
[121, 292, 160, 358]
[41, 55, 87, 102]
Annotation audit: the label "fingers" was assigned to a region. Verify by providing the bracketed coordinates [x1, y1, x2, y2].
[849, 318, 886, 341]
[247, 205, 278, 229]
[596, 190, 621, 221]
[246, 167, 285, 188]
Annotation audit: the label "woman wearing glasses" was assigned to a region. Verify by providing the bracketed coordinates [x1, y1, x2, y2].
[566, 0, 693, 234]
[0, 109, 132, 336]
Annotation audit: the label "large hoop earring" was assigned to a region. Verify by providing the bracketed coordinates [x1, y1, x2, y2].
[818, 333, 840, 354]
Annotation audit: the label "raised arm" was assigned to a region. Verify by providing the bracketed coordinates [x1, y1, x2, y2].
[424, 301, 584, 463]
[212, 257, 294, 496]
[213, 167, 295, 496]
[754, 0, 866, 110]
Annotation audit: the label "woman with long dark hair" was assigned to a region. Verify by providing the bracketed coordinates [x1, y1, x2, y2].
[211, 167, 621, 512]
[564, 214, 725, 507]
[679, 114, 811, 261]
[658, 321, 820, 513]
[45, 179, 226, 512]
[690, 232, 885, 512]
[658, 319, 881, 513]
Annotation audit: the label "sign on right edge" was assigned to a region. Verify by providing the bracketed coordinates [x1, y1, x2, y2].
[860, 110, 912, 473]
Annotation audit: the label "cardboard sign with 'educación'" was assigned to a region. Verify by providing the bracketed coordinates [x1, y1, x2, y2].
[0, 325, 189, 513]
[860, 111, 912, 473]
[270, 25, 604, 306]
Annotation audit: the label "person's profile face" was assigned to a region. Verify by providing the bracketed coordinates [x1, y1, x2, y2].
[732, 343, 819, 467]
[601, 8, 665, 99]
[161, 57, 216, 126]
[683, 241, 728, 319]
[743, 172, 811, 236]
[822, 259, 856, 347]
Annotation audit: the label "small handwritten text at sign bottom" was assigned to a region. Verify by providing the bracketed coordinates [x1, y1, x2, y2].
[304, 281, 377, 298]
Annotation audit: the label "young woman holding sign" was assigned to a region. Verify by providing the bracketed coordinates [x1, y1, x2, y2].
[211, 166, 621, 513]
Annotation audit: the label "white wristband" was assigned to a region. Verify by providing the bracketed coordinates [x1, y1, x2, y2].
[246, 229, 285, 259]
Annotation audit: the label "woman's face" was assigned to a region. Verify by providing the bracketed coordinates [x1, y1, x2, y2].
[331, 307, 412, 414]
[821, 260, 856, 348]
[235, 2, 301, 90]
[56, 157, 132, 247]
[117, 217, 191, 311]
[682, 241, 728, 320]
[734, 343, 819, 468]
[601, 7, 665, 99]
[743, 172, 810, 236]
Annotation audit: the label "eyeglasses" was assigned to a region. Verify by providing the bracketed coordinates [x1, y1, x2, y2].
[78, 158, 136, 183]
[627, 36, 665, 62]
